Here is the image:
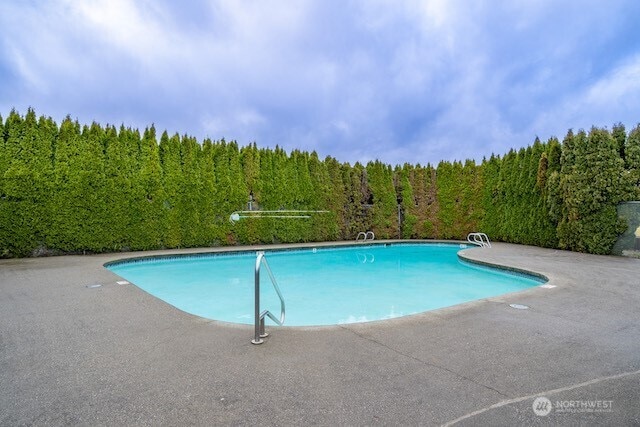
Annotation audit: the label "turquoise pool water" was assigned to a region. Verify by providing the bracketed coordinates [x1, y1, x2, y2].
[106, 243, 545, 326]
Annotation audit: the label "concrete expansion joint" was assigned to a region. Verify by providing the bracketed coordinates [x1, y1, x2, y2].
[440, 369, 640, 427]
[339, 325, 510, 399]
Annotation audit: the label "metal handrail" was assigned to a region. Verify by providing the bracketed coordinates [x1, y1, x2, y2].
[252, 251, 286, 345]
[230, 210, 329, 223]
[467, 232, 491, 248]
[356, 231, 375, 242]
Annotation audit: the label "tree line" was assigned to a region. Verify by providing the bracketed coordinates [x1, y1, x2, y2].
[1, 109, 638, 257]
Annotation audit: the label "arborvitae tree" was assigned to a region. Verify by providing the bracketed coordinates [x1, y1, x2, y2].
[513, 148, 531, 242]
[341, 162, 371, 238]
[272, 146, 292, 208]
[271, 148, 299, 242]
[480, 154, 502, 239]
[238, 143, 262, 242]
[625, 124, 640, 197]
[212, 139, 233, 241]
[557, 127, 630, 253]
[0, 111, 24, 255]
[44, 117, 77, 252]
[612, 122, 627, 163]
[556, 129, 582, 250]
[119, 127, 145, 249]
[103, 125, 137, 250]
[214, 140, 248, 244]
[80, 122, 109, 251]
[544, 137, 563, 227]
[287, 150, 313, 242]
[366, 161, 398, 239]
[136, 125, 166, 249]
[436, 161, 456, 239]
[512, 141, 545, 246]
[250, 146, 276, 243]
[226, 141, 250, 242]
[536, 152, 549, 191]
[1, 109, 54, 255]
[49, 119, 107, 252]
[396, 164, 417, 238]
[323, 156, 347, 239]
[529, 139, 558, 247]
[159, 132, 182, 247]
[240, 143, 260, 200]
[546, 137, 562, 174]
[407, 164, 439, 238]
[459, 159, 482, 237]
[500, 150, 520, 241]
[405, 164, 423, 237]
[308, 152, 340, 240]
[200, 138, 219, 245]
[178, 135, 204, 247]
[447, 161, 466, 238]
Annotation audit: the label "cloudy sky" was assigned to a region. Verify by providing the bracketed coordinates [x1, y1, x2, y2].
[1, 1, 640, 165]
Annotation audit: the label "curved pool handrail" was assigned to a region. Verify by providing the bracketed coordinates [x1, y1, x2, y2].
[356, 231, 375, 242]
[467, 232, 491, 248]
[252, 251, 286, 345]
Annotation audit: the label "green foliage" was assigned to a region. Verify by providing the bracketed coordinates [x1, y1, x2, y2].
[396, 164, 417, 239]
[178, 135, 204, 247]
[1, 109, 55, 255]
[339, 163, 371, 239]
[48, 119, 108, 252]
[435, 161, 457, 239]
[366, 161, 398, 239]
[136, 126, 167, 249]
[159, 132, 182, 248]
[103, 125, 137, 250]
[612, 122, 626, 163]
[434, 160, 483, 240]
[0, 109, 637, 257]
[199, 138, 219, 245]
[626, 125, 640, 197]
[556, 127, 631, 254]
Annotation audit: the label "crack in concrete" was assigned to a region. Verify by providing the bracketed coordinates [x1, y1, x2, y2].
[440, 369, 640, 426]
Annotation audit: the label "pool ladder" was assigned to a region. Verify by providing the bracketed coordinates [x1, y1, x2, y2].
[356, 231, 375, 242]
[467, 232, 491, 248]
[252, 251, 286, 345]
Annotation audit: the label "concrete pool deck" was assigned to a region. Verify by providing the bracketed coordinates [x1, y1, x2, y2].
[1, 241, 639, 425]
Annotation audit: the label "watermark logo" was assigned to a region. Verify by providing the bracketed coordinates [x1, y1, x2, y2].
[533, 396, 613, 416]
[532, 396, 552, 416]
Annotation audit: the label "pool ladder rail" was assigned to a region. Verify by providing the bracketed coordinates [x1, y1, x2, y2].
[467, 232, 491, 248]
[252, 251, 286, 345]
[356, 231, 375, 242]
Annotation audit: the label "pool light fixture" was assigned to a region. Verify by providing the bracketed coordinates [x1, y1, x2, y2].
[509, 303, 529, 310]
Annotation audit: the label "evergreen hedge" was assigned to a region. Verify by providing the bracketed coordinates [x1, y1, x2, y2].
[0, 108, 637, 257]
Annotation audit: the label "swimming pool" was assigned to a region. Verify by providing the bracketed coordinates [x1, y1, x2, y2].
[106, 243, 546, 326]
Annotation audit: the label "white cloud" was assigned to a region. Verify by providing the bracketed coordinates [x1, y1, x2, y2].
[201, 108, 267, 140]
[529, 55, 640, 141]
[585, 56, 640, 107]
